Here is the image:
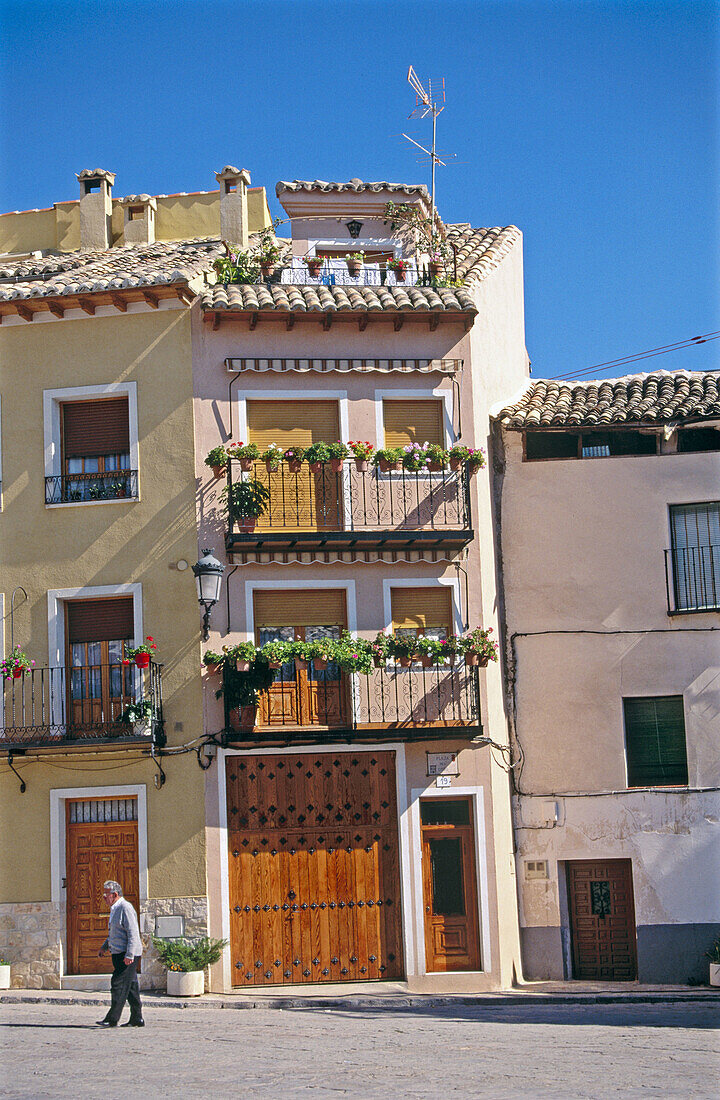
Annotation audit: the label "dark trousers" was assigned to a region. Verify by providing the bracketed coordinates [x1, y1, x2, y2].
[106, 953, 142, 1024]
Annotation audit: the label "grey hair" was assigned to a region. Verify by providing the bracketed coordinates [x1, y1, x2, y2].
[103, 880, 123, 895]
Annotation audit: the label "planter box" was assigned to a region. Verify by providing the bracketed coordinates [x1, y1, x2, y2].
[710, 963, 720, 987]
[166, 969, 204, 997]
[0, 965, 10, 990]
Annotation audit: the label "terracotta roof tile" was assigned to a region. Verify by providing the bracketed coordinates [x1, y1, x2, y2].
[496, 370, 720, 428]
[276, 179, 430, 200]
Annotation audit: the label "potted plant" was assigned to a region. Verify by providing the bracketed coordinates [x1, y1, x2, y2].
[387, 256, 408, 281]
[459, 627, 498, 667]
[303, 255, 323, 278]
[291, 640, 312, 672]
[306, 637, 336, 671]
[0, 958, 10, 990]
[1, 647, 35, 680]
[284, 445, 306, 473]
[260, 443, 282, 473]
[707, 936, 720, 986]
[305, 441, 332, 473]
[205, 445, 228, 478]
[370, 631, 391, 667]
[425, 444, 448, 472]
[388, 633, 418, 668]
[227, 441, 260, 472]
[372, 447, 404, 473]
[216, 658, 275, 731]
[467, 447, 486, 475]
[438, 635, 459, 666]
[336, 634, 374, 675]
[348, 440, 374, 472]
[231, 640, 256, 673]
[327, 441, 349, 473]
[402, 442, 431, 472]
[120, 698, 153, 731]
[345, 251, 364, 277]
[152, 935, 228, 997]
[260, 638, 293, 669]
[213, 249, 260, 286]
[222, 479, 270, 531]
[448, 444, 469, 471]
[203, 650, 224, 676]
[124, 637, 157, 669]
[254, 221, 283, 280]
[416, 635, 445, 668]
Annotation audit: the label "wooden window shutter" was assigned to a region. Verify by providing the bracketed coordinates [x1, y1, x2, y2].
[67, 598, 135, 643]
[62, 398, 130, 457]
[383, 399, 444, 448]
[254, 589, 347, 629]
[390, 587, 452, 634]
[247, 401, 340, 451]
[623, 696, 688, 787]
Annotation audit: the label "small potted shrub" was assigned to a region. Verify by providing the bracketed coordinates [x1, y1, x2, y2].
[467, 447, 486, 475]
[305, 441, 332, 473]
[260, 638, 293, 669]
[205, 445, 228, 479]
[448, 444, 469, 471]
[223, 479, 270, 531]
[1, 647, 35, 680]
[402, 442, 430, 472]
[387, 256, 408, 281]
[327, 441, 349, 473]
[707, 936, 720, 986]
[306, 637, 336, 671]
[425, 444, 447, 472]
[336, 634, 374, 675]
[459, 627, 498, 667]
[291, 640, 312, 672]
[348, 440, 374, 472]
[388, 633, 418, 668]
[124, 637, 157, 670]
[227, 441, 260, 472]
[120, 698, 153, 734]
[345, 251, 364, 277]
[438, 635, 459, 666]
[255, 223, 282, 280]
[203, 650, 224, 676]
[428, 251, 444, 279]
[261, 443, 282, 473]
[303, 255, 323, 278]
[416, 635, 445, 668]
[217, 659, 275, 731]
[0, 958, 10, 990]
[284, 446, 306, 473]
[152, 935, 228, 998]
[372, 447, 404, 473]
[370, 632, 391, 667]
[231, 640, 256, 673]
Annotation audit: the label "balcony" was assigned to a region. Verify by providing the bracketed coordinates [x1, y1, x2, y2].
[664, 545, 720, 613]
[225, 460, 473, 555]
[0, 663, 164, 751]
[46, 470, 138, 505]
[223, 661, 482, 744]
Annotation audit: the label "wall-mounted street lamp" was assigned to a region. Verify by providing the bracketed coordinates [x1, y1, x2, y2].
[192, 548, 225, 641]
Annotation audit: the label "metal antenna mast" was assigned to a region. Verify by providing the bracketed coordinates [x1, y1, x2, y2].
[403, 66, 446, 249]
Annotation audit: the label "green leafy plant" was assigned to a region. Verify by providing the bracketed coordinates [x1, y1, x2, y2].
[388, 633, 418, 661]
[255, 218, 283, 264]
[387, 257, 408, 276]
[706, 936, 720, 964]
[346, 250, 365, 263]
[384, 201, 449, 270]
[152, 936, 228, 973]
[424, 444, 447, 468]
[304, 637, 337, 664]
[466, 447, 486, 471]
[120, 699, 153, 725]
[284, 445, 307, 464]
[222, 479, 270, 521]
[1, 647, 35, 678]
[415, 635, 446, 662]
[305, 442, 332, 465]
[227, 641, 256, 662]
[458, 627, 498, 662]
[123, 637, 157, 660]
[260, 639, 294, 666]
[205, 445, 228, 470]
[260, 444, 283, 470]
[326, 441, 349, 461]
[226, 441, 260, 461]
[372, 447, 404, 469]
[335, 634, 374, 674]
[348, 440, 374, 461]
[216, 657, 276, 709]
[203, 650, 224, 669]
[213, 249, 260, 285]
[371, 632, 391, 664]
[402, 442, 431, 471]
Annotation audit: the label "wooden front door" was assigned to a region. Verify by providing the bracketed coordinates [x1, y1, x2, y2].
[226, 751, 403, 985]
[66, 798, 140, 974]
[69, 639, 134, 733]
[567, 859, 638, 980]
[421, 798, 481, 972]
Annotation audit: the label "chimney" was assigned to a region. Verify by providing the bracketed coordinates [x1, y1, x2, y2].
[121, 194, 157, 245]
[77, 169, 115, 250]
[215, 166, 251, 248]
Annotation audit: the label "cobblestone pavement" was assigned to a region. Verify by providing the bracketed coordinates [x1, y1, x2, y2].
[1, 1000, 718, 1099]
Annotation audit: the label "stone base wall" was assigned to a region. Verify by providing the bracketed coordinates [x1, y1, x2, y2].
[0, 897, 208, 991]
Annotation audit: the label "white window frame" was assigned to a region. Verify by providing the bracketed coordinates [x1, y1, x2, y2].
[47, 583, 143, 668]
[43, 382, 139, 508]
[382, 577, 463, 637]
[374, 386, 455, 474]
[243, 578, 358, 642]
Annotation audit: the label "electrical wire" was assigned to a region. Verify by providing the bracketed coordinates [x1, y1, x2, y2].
[545, 330, 720, 382]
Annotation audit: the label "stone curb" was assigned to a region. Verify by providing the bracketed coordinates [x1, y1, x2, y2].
[2, 989, 719, 1011]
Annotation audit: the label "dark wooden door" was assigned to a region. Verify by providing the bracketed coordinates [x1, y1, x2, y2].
[258, 626, 347, 729]
[66, 800, 139, 974]
[567, 859, 638, 980]
[68, 639, 134, 733]
[226, 751, 403, 985]
[420, 798, 481, 972]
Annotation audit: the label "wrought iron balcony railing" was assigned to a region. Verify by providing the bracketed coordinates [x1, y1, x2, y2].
[45, 470, 138, 505]
[0, 663, 164, 749]
[664, 544, 720, 612]
[226, 459, 473, 553]
[223, 661, 481, 742]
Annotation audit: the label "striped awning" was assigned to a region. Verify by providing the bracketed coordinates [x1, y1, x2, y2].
[225, 357, 462, 374]
[228, 548, 461, 565]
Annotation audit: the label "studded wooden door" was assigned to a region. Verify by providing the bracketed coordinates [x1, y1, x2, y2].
[226, 751, 403, 985]
[567, 859, 638, 980]
[66, 799, 139, 974]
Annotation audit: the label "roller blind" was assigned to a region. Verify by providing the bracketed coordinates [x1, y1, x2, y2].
[390, 587, 452, 634]
[247, 401, 340, 450]
[254, 589, 347, 629]
[623, 696, 688, 787]
[383, 399, 443, 448]
[67, 598, 135, 643]
[62, 398, 130, 458]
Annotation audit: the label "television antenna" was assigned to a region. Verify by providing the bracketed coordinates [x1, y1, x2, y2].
[403, 66, 447, 247]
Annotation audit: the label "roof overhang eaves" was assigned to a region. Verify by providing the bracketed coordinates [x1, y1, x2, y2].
[0, 281, 195, 320]
[202, 307, 476, 329]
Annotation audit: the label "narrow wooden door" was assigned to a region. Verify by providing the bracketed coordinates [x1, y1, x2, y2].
[567, 859, 638, 980]
[66, 799, 140, 974]
[421, 798, 481, 972]
[69, 639, 134, 733]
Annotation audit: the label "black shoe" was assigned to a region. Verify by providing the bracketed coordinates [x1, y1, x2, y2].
[121, 1020, 145, 1027]
[96, 1019, 117, 1027]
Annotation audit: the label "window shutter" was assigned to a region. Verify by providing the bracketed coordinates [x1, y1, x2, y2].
[247, 401, 340, 450]
[67, 598, 135, 643]
[390, 587, 453, 634]
[383, 400, 444, 448]
[62, 398, 130, 457]
[254, 589, 347, 629]
[623, 696, 688, 786]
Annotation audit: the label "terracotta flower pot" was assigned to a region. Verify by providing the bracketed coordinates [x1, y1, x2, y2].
[239, 458, 254, 472]
[309, 462, 324, 474]
[373, 655, 384, 668]
[398, 656, 412, 668]
[346, 259, 361, 277]
[238, 517, 256, 532]
[420, 655, 434, 668]
[427, 461, 443, 472]
[211, 464, 226, 479]
[135, 653, 150, 669]
[205, 662, 220, 676]
[287, 460, 302, 473]
[294, 658, 309, 672]
[449, 456, 462, 471]
[240, 704, 258, 729]
[307, 263, 322, 278]
[265, 460, 280, 474]
[330, 458, 344, 473]
[260, 261, 276, 280]
[429, 260, 442, 279]
[464, 652, 479, 667]
[236, 659, 250, 672]
[268, 660, 282, 670]
[354, 458, 369, 472]
[313, 658, 328, 671]
[479, 655, 489, 667]
[378, 459, 400, 473]
[468, 465, 480, 477]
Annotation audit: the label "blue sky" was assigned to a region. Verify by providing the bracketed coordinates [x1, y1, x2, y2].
[1, 0, 717, 379]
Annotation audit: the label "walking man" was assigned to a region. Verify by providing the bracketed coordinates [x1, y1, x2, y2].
[96, 879, 144, 1028]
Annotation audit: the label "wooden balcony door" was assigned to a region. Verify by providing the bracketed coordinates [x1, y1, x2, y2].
[421, 798, 481, 973]
[65, 598, 134, 735]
